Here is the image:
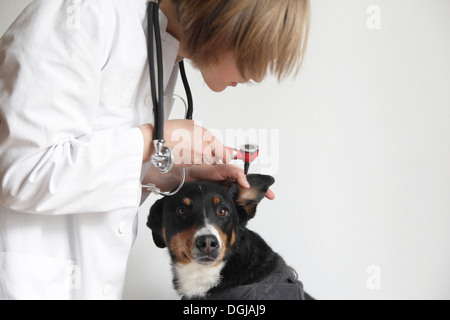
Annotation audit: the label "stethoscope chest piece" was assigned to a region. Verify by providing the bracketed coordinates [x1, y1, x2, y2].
[151, 139, 174, 174]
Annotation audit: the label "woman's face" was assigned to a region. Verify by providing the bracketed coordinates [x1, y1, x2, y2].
[198, 51, 248, 92]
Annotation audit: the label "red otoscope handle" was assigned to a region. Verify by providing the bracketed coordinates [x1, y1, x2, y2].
[226, 144, 259, 174]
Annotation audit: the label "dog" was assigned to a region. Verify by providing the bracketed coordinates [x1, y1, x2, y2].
[147, 174, 313, 300]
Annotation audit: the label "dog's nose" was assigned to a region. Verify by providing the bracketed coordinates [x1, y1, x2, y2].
[195, 235, 219, 255]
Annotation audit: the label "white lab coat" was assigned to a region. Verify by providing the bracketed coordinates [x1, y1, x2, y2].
[0, 0, 180, 299]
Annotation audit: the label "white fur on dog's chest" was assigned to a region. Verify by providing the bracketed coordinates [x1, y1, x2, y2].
[174, 262, 225, 298]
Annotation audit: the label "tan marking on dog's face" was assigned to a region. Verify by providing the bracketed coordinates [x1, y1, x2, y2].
[163, 228, 167, 242]
[183, 198, 191, 206]
[213, 196, 221, 206]
[214, 224, 232, 266]
[230, 229, 236, 246]
[169, 227, 197, 264]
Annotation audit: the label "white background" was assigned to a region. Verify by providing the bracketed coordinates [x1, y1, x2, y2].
[1, 0, 449, 300]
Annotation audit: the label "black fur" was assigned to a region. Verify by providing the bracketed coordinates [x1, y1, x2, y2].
[147, 174, 313, 300]
[208, 229, 280, 294]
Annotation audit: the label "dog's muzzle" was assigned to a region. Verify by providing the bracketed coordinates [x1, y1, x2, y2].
[193, 227, 222, 265]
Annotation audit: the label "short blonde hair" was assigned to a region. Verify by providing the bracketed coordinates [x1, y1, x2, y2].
[174, 0, 311, 81]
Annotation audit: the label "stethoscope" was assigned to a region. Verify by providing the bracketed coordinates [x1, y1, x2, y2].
[144, 0, 259, 197]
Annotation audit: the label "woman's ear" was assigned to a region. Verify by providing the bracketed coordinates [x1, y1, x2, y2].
[229, 174, 275, 223]
[147, 198, 167, 249]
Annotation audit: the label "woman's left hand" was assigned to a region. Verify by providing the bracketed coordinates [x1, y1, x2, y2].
[186, 164, 275, 200]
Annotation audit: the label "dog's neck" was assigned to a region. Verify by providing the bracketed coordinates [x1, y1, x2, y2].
[173, 261, 225, 299]
[208, 228, 280, 294]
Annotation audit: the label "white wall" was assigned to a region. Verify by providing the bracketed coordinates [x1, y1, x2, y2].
[2, 0, 450, 300]
[0, 0, 31, 34]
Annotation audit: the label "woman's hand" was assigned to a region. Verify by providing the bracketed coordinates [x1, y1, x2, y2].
[186, 164, 276, 200]
[139, 121, 275, 200]
[139, 120, 230, 166]
[186, 164, 249, 188]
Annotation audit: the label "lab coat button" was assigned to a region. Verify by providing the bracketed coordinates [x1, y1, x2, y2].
[118, 221, 127, 235]
[103, 284, 113, 297]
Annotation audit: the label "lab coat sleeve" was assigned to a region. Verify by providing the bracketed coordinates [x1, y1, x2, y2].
[0, 1, 143, 215]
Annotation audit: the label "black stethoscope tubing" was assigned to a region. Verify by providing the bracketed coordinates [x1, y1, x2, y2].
[144, 0, 192, 196]
[147, 0, 193, 142]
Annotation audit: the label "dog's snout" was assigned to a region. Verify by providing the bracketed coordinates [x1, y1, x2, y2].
[196, 235, 219, 255]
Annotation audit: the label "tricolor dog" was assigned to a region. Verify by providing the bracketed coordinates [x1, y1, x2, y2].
[147, 175, 313, 300]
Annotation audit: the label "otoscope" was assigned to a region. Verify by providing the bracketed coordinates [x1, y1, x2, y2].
[226, 144, 260, 175]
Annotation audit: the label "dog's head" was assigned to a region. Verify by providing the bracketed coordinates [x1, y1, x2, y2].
[147, 174, 275, 267]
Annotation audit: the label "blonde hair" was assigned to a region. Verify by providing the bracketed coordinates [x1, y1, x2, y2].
[173, 0, 311, 81]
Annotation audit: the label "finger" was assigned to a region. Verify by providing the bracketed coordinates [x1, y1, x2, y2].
[236, 171, 250, 189]
[202, 130, 231, 165]
[216, 164, 250, 189]
[221, 143, 232, 164]
[203, 144, 223, 166]
[202, 144, 215, 165]
[265, 189, 276, 200]
[213, 142, 231, 165]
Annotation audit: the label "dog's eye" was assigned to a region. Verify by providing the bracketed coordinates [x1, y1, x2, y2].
[218, 208, 230, 218]
[177, 207, 188, 216]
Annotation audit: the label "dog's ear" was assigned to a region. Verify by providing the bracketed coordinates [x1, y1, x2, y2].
[147, 198, 167, 249]
[229, 174, 275, 223]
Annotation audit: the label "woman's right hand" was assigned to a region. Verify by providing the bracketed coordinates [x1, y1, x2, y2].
[139, 120, 231, 166]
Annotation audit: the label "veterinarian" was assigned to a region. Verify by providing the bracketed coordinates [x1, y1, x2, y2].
[0, 0, 310, 299]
